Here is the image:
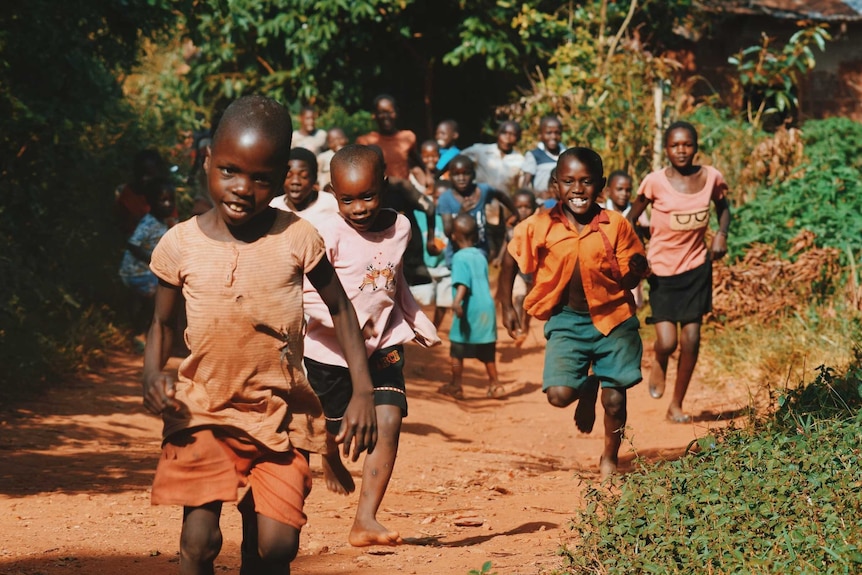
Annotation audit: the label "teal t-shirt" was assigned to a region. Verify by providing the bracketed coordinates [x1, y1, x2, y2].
[449, 246, 496, 344]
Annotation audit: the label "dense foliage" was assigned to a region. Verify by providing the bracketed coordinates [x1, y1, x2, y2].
[0, 1, 178, 391]
[558, 358, 862, 574]
[729, 117, 862, 261]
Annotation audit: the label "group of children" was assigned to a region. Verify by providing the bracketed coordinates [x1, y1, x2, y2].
[140, 93, 730, 574]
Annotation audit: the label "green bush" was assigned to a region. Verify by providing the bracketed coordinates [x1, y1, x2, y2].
[557, 357, 862, 574]
[729, 118, 862, 262]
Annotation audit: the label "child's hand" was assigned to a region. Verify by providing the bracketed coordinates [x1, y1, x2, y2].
[142, 372, 180, 415]
[361, 318, 378, 340]
[500, 304, 521, 339]
[337, 392, 378, 461]
[710, 232, 728, 260]
[452, 301, 464, 318]
[629, 253, 650, 278]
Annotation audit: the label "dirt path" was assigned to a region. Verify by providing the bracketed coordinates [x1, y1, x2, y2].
[0, 318, 749, 575]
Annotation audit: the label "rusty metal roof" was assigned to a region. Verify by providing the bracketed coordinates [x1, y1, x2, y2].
[699, 0, 862, 21]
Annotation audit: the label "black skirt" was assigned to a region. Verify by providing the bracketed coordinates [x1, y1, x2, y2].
[646, 260, 712, 325]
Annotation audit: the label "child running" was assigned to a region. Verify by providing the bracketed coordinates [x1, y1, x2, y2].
[271, 146, 339, 229]
[142, 95, 377, 575]
[498, 148, 650, 479]
[437, 154, 520, 262]
[625, 121, 730, 423]
[438, 213, 502, 400]
[302, 144, 440, 547]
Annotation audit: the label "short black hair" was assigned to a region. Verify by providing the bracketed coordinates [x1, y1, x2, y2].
[214, 95, 293, 164]
[331, 144, 385, 185]
[497, 120, 522, 139]
[558, 147, 604, 179]
[453, 213, 479, 243]
[607, 170, 632, 184]
[664, 120, 698, 148]
[448, 154, 475, 172]
[513, 188, 538, 209]
[289, 147, 319, 179]
[372, 93, 397, 111]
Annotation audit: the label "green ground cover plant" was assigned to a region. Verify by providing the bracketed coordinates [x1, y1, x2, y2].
[555, 354, 862, 575]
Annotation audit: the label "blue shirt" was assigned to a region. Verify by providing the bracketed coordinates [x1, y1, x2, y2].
[437, 184, 493, 261]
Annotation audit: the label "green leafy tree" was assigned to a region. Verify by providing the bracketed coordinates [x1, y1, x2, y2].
[0, 0, 179, 390]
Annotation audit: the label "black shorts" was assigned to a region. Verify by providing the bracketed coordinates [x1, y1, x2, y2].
[304, 345, 407, 436]
[449, 341, 496, 363]
[647, 260, 712, 325]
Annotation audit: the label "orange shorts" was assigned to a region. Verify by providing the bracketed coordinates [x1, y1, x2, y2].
[151, 427, 312, 529]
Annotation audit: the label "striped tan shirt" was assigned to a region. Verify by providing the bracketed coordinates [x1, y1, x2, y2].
[150, 211, 328, 453]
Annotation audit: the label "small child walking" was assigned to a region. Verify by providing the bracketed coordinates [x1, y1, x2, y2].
[143, 95, 377, 575]
[499, 148, 650, 479]
[509, 189, 539, 346]
[438, 214, 502, 399]
[302, 144, 440, 547]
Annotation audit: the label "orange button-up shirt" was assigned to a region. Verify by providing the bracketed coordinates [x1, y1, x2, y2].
[508, 205, 645, 335]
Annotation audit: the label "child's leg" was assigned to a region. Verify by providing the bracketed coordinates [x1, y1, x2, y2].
[438, 356, 464, 398]
[239, 491, 300, 575]
[349, 404, 404, 547]
[433, 306, 448, 329]
[599, 387, 626, 480]
[667, 321, 701, 422]
[180, 502, 223, 575]
[649, 321, 678, 399]
[485, 361, 505, 398]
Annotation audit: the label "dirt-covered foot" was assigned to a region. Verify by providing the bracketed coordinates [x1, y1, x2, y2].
[348, 518, 404, 547]
[322, 453, 355, 495]
[599, 454, 618, 481]
[666, 408, 692, 424]
[574, 375, 600, 433]
[648, 363, 666, 399]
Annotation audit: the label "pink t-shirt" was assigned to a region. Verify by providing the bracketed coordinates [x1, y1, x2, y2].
[637, 165, 727, 277]
[303, 210, 439, 367]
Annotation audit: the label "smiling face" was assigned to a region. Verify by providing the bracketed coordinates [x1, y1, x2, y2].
[205, 124, 285, 229]
[420, 141, 440, 171]
[299, 109, 316, 134]
[331, 160, 384, 232]
[665, 127, 697, 171]
[607, 175, 633, 211]
[373, 98, 398, 135]
[284, 158, 316, 210]
[435, 121, 457, 149]
[556, 154, 604, 223]
[150, 184, 177, 220]
[539, 119, 563, 153]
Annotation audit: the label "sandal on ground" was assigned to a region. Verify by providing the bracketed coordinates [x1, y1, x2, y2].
[437, 383, 464, 400]
[486, 385, 506, 399]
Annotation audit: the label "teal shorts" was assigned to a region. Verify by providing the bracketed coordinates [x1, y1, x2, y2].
[542, 307, 643, 392]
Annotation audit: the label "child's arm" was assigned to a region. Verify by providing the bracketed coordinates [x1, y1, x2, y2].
[710, 197, 731, 260]
[452, 284, 468, 319]
[306, 257, 377, 461]
[142, 281, 181, 415]
[496, 249, 521, 338]
[626, 194, 650, 227]
[489, 188, 521, 224]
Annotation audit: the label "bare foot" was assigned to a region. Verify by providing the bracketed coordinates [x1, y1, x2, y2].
[599, 454, 618, 481]
[437, 382, 464, 400]
[666, 408, 692, 424]
[486, 384, 506, 399]
[322, 453, 355, 495]
[648, 363, 666, 399]
[574, 375, 600, 433]
[348, 518, 404, 547]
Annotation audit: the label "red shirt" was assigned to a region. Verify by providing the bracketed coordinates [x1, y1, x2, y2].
[356, 130, 417, 179]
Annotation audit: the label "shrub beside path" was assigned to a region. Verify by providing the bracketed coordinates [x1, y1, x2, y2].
[0, 318, 750, 574]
